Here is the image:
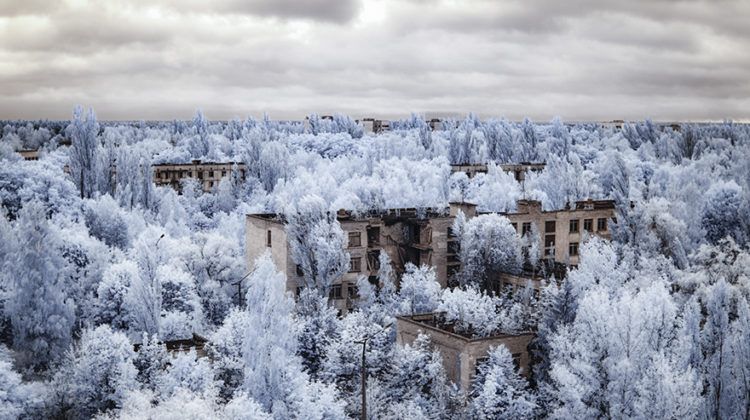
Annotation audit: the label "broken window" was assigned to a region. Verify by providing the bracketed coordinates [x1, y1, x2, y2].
[328, 284, 342, 300]
[522, 222, 532, 235]
[348, 231, 362, 248]
[349, 257, 361, 272]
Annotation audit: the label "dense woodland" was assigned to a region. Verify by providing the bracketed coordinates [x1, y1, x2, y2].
[1, 108, 749, 419]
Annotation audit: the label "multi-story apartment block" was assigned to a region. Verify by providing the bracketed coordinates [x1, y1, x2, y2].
[500, 198, 616, 266]
[152, 160, 247, 193]
[450, 162, 546, 182]
[245, 199, 615, 310]
[246, 207, 460, 314]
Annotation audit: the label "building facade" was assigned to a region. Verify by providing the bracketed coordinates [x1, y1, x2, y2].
[396, 313, 534, 391]
[152, 160, 247, 193]
[450, 162, 546, 182]
[499, 198, 616, 267]
[245, 199, 616, 310]
[246, 207, 459, 314]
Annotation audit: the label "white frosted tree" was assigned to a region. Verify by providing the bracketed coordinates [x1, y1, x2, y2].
[96, 260, 139, 330]
[68, 105, 100, 199]
[3, 201, 75, 371]
[438, 286, 499, 337]
[702, 180, 747, 246]
[285, 194, 349, 294]
[296, 287, 341, 379]
[241, 252, 345, 419]
[459, 213, 522, 290]
[397, 263, 442, 315]
[471, 345, 537, 419]
[52, 325, 137, 419]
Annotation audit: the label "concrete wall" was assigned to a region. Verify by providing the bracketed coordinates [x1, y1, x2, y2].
[397, 315, 534, 391]
[504, 200, 615, 266]
[153, 161, 246, 192]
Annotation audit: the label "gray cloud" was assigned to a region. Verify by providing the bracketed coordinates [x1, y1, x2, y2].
[0, 0, 748, 121]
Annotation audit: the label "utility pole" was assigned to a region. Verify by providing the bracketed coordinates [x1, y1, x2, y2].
[233, 269, 254, 307]
[354, 323, 392, 420]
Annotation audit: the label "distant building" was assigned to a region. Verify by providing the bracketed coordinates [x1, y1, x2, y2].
[373, 119, 391, 134]
[152, 160, 246, 193]
[246, 206, 462, 314]
[133, 333, 208, 358]
[396, 313, 534, 391]
[246, 198, 616, 309]
[450, 162, 546, 182]
[17, 149, 39, 161]
[499, 198, 616, 267]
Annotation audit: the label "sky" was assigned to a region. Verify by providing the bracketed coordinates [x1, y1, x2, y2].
[0, 0, 748, 121]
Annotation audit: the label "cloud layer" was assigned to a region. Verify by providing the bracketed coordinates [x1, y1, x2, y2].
[0, 0, 747, 121]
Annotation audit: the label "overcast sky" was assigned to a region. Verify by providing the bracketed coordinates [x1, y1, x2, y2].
[0, 0, 748, 121]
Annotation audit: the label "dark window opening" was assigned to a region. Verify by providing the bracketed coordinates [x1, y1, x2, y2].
[329, 284, 342, 300]
[522, 222, 532, 235]
[348, 232, 362, 248]
[583, 219, 593, 232]
[569, 219, 579, 233]
[349, 257, 362, 272]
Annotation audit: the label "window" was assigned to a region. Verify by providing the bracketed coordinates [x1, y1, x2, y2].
[569, 219, 579, 233]
[597, 218, 608, 231]
[266, 230, 272, 247]
[349, 257, 362, 272]
[511, 353, 522, 370]
[545, 220, 556, 233]
[328, 284, 342, 300]
[583, 219, 593, 232]
[197, 171, 204, 180]
[348, 231, 362, 248]
[209, 170, 214, 178]
[511, 222, 518, 233]
[569, 242, 579, 256]
[347, 284, 358, 299]
[368, 227, 381, 246]
[221, 170, 227, 177]
[544, 235, 555, 256]
[522, 222, 532, 235]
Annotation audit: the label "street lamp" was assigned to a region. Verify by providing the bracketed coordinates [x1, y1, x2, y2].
[354, 322, 392, 420]
[232, 269, 254, 307]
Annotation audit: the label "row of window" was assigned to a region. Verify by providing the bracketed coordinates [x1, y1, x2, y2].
[511, 217, 609, 236]
[294, 283, 359, 300]
[156, 169, 245, 180]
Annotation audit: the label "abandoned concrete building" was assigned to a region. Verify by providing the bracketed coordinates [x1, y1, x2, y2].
[450, 198, 616, 291]
[152, 160, 247, 193]
[450, 162, 546, 182]
[396, 313, 534, 391]
[245, 198, 616, 309]
[17, 149, 40, 161]
[246, 206, 463, 314]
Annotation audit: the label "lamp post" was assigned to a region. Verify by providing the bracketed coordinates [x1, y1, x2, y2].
[232, 270, 254, 307]
[354, 323, 392, 420]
